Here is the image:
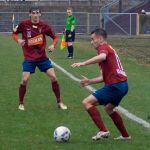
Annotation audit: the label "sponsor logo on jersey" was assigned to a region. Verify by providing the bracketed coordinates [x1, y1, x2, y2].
[39, 28, 42, 33]
[28, 34, 43, 46]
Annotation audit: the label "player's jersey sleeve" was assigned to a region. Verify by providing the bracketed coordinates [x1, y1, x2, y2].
[71, 16, 76, 25]
[98, 45, 109, 56]
[44, 24, 58, 46]
[13, 22, 24, 34]
[12, 22, 24, 42]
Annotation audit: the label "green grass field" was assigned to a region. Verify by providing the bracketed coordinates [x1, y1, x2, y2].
[0, 34, 150, 150]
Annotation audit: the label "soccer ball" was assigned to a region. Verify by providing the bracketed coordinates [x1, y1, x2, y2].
[54, 126, 71, 142]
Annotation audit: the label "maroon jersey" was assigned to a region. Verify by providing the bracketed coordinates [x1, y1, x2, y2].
[13, 19, 58, 60]
[97, 43, 127, 85]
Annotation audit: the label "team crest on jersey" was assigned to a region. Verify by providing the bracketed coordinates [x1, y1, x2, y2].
[38, 28, 42, 33]
[27, 29, 31, 38]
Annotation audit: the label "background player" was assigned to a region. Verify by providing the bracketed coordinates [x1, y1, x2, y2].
[65, 7, 76, 59]
[72, 29, 131, 140]
[12, 6, 67, 110]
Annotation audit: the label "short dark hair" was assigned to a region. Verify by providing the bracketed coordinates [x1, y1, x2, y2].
[91, 28, 107, 39]
[67, 7, 73, 11]
[29, 6, 41, 13]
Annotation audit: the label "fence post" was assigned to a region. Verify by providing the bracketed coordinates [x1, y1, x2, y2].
[130, 13, 131, 35]
[87, 13, 90, 34]
[119, 0, 122, 13]
[69, 0, 71, 6]
[137, 13, 139, 35]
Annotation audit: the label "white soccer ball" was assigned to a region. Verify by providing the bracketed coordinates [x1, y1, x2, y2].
[54, 126, 71, 142]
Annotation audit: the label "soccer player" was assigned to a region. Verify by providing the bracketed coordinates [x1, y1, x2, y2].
[12, 6, 67, 110]
[72, 29, 131, 140]
[65, 7, 76, 59]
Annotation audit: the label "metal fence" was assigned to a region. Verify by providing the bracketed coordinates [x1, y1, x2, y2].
[0, 0, 112, 5]
[0, 0, 102, 6]
[100, 0, 146, 13]
[0, 12, 142, 35]
[102, 13, 138, 35]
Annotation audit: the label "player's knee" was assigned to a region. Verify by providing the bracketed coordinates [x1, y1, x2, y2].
[82, 99, 86, 107]
[21, 78, 28, 85]
[50, 76, 57, 82]
[82, 99, 91, 109]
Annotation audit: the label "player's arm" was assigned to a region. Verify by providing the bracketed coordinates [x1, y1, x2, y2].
[12, 33, 25, 46]
[51, 35, 58, 47]
[12, 24, 25, 46]
[72, 53, 106, 68]
[80, 74, 103, 86]
[45, 24, 58, 52]
[71, 25, 75, 32]
[48, 35, 58, 52]
[48, 34, 58, 52]
[68, 17, 76, 38]
[71, 17, 76, 32]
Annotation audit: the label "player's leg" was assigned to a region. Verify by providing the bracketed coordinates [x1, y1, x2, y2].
[68, 30, 75, 58]
[46, 68, 67, 110]
[82, 94, 109, 140]
[66, 30, 74, 58]
[105, 103, 130, 140]
[18, 72, 30, 110]
[46, 68, 60, 101]
[18, 60, 36, 110]
[105, 81, 130, 140]
[67, 42, 73, 58]
[38, 59, 67, 110]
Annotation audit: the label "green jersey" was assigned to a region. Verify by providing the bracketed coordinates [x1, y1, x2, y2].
[66, 15, 76, 31]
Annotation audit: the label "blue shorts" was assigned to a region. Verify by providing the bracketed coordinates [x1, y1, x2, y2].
[92, 81, 128, 106]
[22, 59, 53, 73]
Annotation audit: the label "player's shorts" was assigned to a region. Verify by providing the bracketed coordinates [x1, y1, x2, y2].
[65, 30, 75, 42]
[92, 81, 128, 106]
[22, 58, 53, 73]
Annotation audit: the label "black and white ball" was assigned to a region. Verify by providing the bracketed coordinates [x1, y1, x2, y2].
[54, 126, 71, 142]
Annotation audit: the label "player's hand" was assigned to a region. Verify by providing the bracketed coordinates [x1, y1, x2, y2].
[48, 44, 55, 52]
[80, 75, 90, 87]
[17, 39, 25, 46]
[71, 62, 85, 68]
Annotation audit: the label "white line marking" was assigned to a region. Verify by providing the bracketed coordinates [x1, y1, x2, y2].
[53, 61, 150, 129]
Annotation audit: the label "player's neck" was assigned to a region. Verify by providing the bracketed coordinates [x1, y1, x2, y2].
[31, 20, 40, 24]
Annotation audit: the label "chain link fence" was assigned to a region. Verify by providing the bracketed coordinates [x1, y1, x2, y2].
[0, 12, 147, 36]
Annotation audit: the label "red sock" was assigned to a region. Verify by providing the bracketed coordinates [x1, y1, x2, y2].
[51, 81, 61, 103]
[109, 111, 129, 137]
[19, 84, 26, 104]
[87, 106, 108, 132]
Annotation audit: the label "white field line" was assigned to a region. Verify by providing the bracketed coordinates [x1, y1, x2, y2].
[52, 61, 150, 129]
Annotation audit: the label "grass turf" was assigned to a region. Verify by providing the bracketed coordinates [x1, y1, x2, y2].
[0, 34, 150, 150]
